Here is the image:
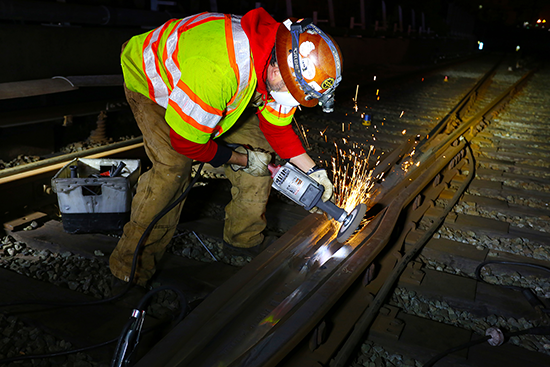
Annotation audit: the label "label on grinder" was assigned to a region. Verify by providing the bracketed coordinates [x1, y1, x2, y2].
[285, 176, 304, 196]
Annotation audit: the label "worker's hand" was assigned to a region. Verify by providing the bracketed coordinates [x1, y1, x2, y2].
[230, 145, 273, 177]
[307, 167, 334, 214]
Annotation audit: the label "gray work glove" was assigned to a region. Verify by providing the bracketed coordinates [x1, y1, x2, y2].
[307, 167, 334, 214]
[230, 145, 272, 177]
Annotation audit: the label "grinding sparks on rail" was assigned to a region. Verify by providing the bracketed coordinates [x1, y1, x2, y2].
[400, 147, 417, 173]
[293, 117, 310, 150]
[331, 144, 376, 216]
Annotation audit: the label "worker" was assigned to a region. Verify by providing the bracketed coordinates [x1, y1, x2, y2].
[109, 7, 343, 288]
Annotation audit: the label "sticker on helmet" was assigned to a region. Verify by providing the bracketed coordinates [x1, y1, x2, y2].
[300, 58, 316, 80]
[287, 53, 316, 80]
[287, 53, 294, 69]
[300, 41, 315, 57]
[308, 81, 322, 92]
[321, 77, 335, 89]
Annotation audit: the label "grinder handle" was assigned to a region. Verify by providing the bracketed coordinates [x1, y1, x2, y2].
[316, 199, 347, 222]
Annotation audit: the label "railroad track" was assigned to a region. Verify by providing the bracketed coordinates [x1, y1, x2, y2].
[0, 55, 549, 367]
[133, 55, 550, 367]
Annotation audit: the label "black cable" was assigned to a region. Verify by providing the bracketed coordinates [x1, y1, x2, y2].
[475, 260, 550, 312]
[475, 260, 550, 288]
[424, 260, 550, 367]
[423, 335, 490, 367]
[122, 162, 205, 292]
[0, 309, 191, 366]
[110, 285, 188, 367]
[423, 326, 550, 367]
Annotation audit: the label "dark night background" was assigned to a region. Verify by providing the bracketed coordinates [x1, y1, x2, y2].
[0, 0, 548, 84]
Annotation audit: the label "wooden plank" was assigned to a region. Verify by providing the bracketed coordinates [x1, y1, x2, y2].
[421, 237, 488, 275]
[446, 213, 510, 235]
[468, 179, 503, 192]
[368, 311, 471, 365]
[3, 211, 48, 231]
[397, 268, 540, 320]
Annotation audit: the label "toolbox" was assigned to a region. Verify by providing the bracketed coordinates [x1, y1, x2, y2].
[52, 158, 141, 233]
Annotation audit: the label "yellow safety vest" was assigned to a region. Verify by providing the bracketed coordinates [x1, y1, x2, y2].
[121, 12, 295, 144]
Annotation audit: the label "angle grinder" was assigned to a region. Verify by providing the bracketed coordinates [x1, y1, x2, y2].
[268, 162, 367, 243]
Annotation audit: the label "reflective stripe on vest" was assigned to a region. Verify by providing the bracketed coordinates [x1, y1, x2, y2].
[225, 14, 251, 116]
[141, 13, 251, 137]
[163, 13, 224, 92]
[142, 19, 178, 107]
[260, 100, 296, 126]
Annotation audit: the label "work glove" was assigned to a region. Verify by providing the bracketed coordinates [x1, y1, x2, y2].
[307, 167, 334, 214]
[230, 145, 272, 177]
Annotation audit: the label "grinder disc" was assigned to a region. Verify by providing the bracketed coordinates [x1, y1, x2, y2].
[336, 203, 367, 243]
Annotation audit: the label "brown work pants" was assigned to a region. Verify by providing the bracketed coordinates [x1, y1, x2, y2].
[109, 86, 273, 285]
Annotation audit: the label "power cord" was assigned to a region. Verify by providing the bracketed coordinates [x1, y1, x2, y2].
[423, 326, 550, 367]
[110, 285, 188, 367]
[0, 162, 205, 365]
[424, 260, 550, 366]
[475, 260, 550, 313]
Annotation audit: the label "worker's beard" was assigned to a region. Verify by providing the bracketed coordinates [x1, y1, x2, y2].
[266, 77, 286, 94]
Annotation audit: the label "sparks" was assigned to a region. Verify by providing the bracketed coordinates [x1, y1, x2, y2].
[293, 117, 310, 150]
[399, 111, 405, 118]
[352, 85, 360, 112]
[331, 145, 376, 215]
[402, 129, 407, 135]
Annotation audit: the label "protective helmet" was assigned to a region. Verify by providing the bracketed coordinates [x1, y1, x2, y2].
[275, 18, 343, 113]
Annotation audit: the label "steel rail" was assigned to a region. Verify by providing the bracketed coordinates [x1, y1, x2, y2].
[368, 65, 535, 211]
[0, 138, 143, 185]
[134, 65, 535, 367]
[418, 56, 501, 146]
[327, 67, 537, 366]
[369, 57, 501, 184]
[330, 144, 476, 367]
